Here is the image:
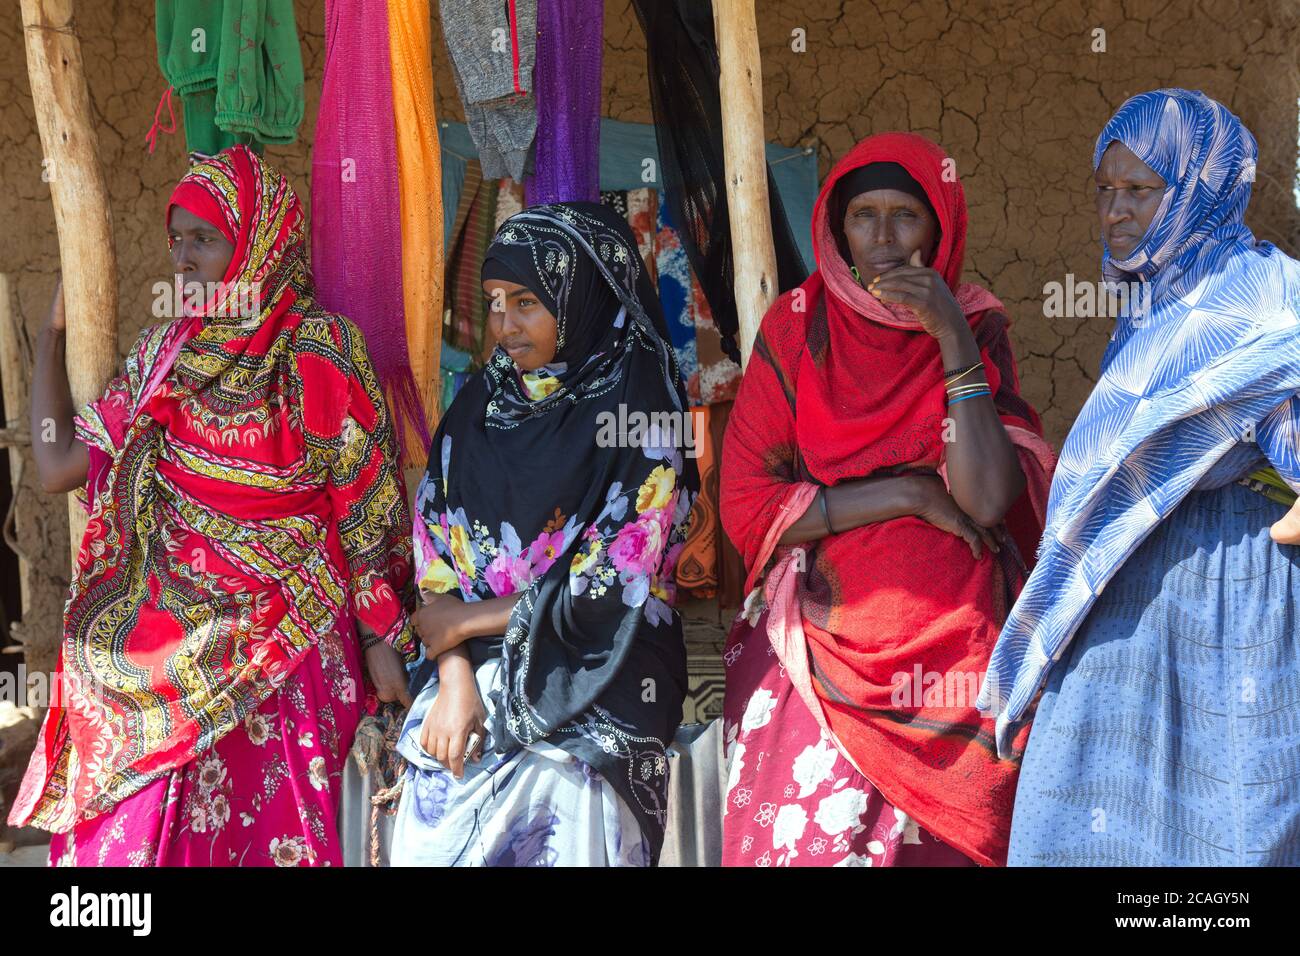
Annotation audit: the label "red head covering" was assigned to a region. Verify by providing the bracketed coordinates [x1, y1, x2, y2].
[168, 177, 238, 245]
[789, 132, 1009, 486]
[164, 145, 305, 323]
[813, 131, 999, 330]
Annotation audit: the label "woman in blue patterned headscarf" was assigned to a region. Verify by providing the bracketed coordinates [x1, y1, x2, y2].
[979, 89, 1300, 865]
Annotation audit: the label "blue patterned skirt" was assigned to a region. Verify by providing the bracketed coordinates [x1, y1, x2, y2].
[1009, 482, 1300, 866]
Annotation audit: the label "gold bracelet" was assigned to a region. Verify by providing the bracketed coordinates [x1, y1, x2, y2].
[943, 362, 986, 386]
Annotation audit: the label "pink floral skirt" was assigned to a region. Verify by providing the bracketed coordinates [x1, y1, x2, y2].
[48, 628, 362, 867]
[721, 611, 976, 867]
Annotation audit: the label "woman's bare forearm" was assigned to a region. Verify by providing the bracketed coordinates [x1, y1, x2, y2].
[31, 326, 89, 493]
[943, 395, 1024, 525]
[436, 644, 475, 684]
[457, 595, 516, 643]
[426, 598, 512, 683]
[946, 400, 1024, 528]
[935, 329, 1023, 526]
[777, 475, 921, 545]
[421, 593, 519, 658]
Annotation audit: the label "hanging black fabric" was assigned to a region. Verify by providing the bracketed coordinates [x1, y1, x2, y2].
[630, 0, 808, 364]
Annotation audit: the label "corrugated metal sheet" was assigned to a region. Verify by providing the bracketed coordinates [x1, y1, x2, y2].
[660, 720, 725, 867]
[340, 753, 397, 867]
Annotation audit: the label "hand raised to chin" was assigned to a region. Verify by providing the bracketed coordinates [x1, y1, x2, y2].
[867, 249, 966, 341]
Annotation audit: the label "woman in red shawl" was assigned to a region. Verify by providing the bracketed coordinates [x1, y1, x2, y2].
[719, 132, 1055, 867]
[10, 146, 415, 866]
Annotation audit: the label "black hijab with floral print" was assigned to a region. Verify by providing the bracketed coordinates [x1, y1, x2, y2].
[412, 202, 698, 859]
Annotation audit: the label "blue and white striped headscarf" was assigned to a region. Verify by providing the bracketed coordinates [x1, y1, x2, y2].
[978, 89, 1300, 754]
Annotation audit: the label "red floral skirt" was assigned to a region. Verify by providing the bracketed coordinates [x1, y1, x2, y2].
[721, 610, 975, 867]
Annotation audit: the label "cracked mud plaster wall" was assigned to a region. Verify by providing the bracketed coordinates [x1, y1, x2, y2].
[603, 0, 1300, 441]
[0, 0, 1297, 628]
[5, 1, 1298, 442]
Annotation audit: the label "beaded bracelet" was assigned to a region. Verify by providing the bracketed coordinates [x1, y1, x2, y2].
[947, 389, 991, 406]
[943, 361, 984, 381]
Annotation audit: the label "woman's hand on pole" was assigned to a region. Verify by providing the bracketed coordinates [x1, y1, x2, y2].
[47, 279, 67, 333]
[31, 276, 90, 493]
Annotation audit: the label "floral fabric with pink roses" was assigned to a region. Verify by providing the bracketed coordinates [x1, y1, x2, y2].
[721, 607, 977, 867]
[408, 202, 697, 862]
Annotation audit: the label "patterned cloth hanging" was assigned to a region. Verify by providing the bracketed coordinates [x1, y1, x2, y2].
[439, 0, 538, 181]
[652, 194, 700, 401]
[629, 0, 808, 363]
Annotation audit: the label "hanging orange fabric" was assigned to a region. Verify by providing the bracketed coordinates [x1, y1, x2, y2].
[387, 0, 444, 449]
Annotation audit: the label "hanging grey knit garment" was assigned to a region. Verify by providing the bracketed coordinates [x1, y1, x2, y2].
[449, 58, 535, 181]
[440, 0, 538, 181]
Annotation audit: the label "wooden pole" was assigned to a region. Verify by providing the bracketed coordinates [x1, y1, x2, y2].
[713, 0, 778, 369]
[0, 275, 32, 617]
[20, 0, 119, 565]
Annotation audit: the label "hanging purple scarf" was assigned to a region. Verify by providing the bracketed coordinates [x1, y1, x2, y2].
[525, 0, 603, 206]
[312, 0, 427, 461]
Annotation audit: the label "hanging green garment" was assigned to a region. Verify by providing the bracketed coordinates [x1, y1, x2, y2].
[156, 0, 305, 155]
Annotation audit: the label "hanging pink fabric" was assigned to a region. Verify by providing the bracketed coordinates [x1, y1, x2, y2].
[312, 0, 428, 464]
[525, 0, 603, 206]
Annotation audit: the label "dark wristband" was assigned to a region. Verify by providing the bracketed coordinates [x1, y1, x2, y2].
[942, 360, 983, 379]
[819, 486, 836, 536]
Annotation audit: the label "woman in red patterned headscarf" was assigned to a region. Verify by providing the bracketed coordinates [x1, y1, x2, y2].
[718, 132, 1056, 867]
[12, 146, 415, 867]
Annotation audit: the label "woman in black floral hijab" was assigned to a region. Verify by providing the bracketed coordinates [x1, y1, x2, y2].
[391, 202, 698, 866]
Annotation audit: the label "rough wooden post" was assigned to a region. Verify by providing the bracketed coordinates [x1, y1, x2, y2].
[713, 0, 778, 369]
[0, 275, 32, 618]
[20, 0, 119, 565]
